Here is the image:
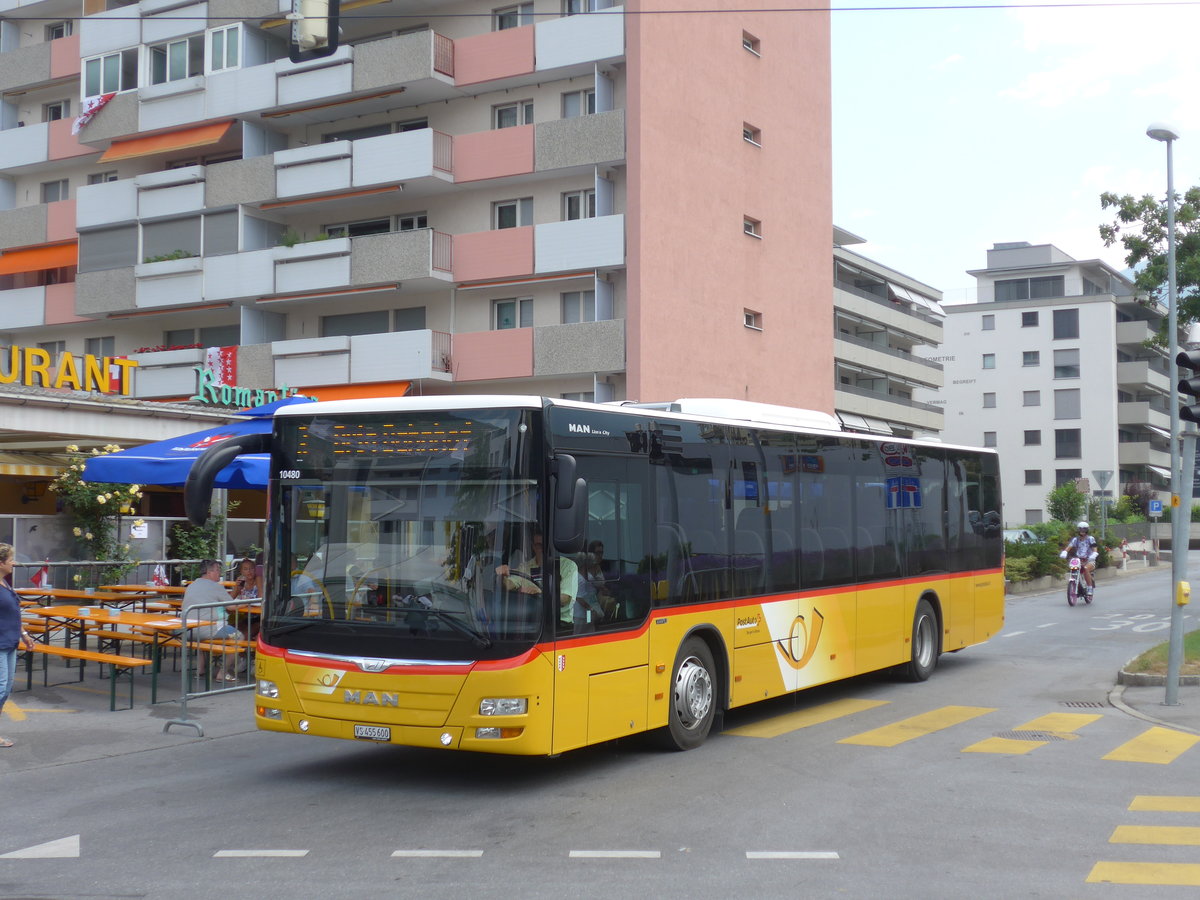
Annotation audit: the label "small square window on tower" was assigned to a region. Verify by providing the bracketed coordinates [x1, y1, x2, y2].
[744, 309, 763, 330]
[743, 217, 762, 238]
[743, 123, 761, 146]
[742, 31, 761, 55]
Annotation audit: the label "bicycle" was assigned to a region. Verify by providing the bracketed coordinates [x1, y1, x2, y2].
[1066, 556, 1093, 606]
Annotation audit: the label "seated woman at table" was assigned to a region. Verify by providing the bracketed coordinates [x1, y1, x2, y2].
[230, 558, 260, 601]
[183, 559, 245, 681]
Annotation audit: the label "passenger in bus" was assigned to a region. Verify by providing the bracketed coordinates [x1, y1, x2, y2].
[496, 531, 583, 631]
[346, 566, 385, 617]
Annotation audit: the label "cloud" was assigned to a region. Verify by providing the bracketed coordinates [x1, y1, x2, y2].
[933, 53, 964, 71]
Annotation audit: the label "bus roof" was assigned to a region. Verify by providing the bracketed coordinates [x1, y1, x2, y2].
[273, 394, 994, 456]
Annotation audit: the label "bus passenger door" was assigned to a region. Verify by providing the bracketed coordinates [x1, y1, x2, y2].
[550, 459, 651, 754]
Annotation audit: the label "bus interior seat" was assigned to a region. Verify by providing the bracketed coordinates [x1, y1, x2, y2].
[734, 527, 765, 593]
[819, 526, 852, 582]
[856, 526, 875, 578]
[800, 527, 824, 583]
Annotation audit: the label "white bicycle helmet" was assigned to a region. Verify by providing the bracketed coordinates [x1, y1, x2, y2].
[1077, 521, 1090, 531]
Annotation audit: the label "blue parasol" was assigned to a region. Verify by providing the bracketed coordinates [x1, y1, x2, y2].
[82, 397, 313, 489]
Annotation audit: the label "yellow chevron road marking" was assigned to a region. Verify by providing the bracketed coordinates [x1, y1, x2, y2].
[1087, 862, 1200, 886]
[1109, 825, 1200, 845]
[1, 700, 80, 721]
[1130, 796, 1200, 813]
[1103, 727, 1200, 764]
[838, 706, 995, 748]
[724, 698, 889, 739]
[961, 712, 1102, 755]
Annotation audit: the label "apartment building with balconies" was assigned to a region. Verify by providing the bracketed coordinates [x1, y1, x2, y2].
[916, 241, 1168, 525]
[0, 0, 832, 419]
[833, 227, 945, 438]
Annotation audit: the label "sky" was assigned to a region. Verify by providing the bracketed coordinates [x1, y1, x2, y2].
[831, 0, 1200, 303]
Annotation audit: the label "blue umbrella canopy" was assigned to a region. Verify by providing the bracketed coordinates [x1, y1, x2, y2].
[82, 397, 313, 489]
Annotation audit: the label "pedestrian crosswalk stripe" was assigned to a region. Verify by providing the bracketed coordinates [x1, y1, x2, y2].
[391, 850, 484, 858]
[838, 706, 995, 748]
[1130, 796, 1200, 812]
[1102, 727, 1200, 764]
[1109, 825, 1200, 846]
[961, 712, 1102, 755]
[0, 835, 80, 859]
[724, 698, 889, 739]
[213, 850, 309, 857]
[1087, 861, 1200, 886]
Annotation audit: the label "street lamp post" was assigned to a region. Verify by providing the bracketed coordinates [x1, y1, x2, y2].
[1147, 122, 1187, 706]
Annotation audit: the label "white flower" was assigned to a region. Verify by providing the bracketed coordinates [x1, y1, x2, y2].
[85, 533, 94, 541]
[104, 493, 113, 500]
[133, 519, 145, 528]
[129, 484, 140, 493]
[73, 527, 82, 537]
[66, 444, 78, 453]
[96, 495, 106, 504]
[73, 574, 81, 583]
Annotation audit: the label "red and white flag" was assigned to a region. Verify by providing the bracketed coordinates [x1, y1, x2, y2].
[153, 564, 169, 587]
[72, 92, 115, 135]
[30, 560, 50, 588]
[204, 346, 238, 388]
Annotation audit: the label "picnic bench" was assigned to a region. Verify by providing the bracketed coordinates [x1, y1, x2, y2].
[21, 643, 155, 711]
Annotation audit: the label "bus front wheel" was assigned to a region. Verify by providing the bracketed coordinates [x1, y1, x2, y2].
[656, 637, 717, 751]
[901, 598, 939, 682]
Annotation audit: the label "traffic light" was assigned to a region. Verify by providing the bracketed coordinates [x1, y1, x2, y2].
[288, 0, 340, 64]
[1177, 349, 1200, 424]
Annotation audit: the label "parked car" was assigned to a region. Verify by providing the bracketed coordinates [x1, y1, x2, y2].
[1003, 528, 1040, 544]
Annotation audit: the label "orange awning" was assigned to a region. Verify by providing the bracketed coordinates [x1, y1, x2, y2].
[99, 120, 234, 162]
[0, 241, 77, 276]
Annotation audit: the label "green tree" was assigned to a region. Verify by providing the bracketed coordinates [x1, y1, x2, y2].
[1046, 482, 1087, 523]
[1100, 186, 1200, 333]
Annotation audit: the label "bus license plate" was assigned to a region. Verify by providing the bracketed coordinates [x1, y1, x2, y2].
[354, 724, 391, 742]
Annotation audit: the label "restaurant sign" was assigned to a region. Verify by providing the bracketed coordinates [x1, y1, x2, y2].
[0, 345, 136, 395]
[189, 366, 304, 408]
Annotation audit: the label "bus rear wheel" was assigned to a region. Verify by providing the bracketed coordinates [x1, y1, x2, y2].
[901, 598, 939, 682]
[656, 637, 717, 751]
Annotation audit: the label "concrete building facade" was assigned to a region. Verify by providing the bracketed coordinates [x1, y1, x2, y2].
[0, 0, 833, 431]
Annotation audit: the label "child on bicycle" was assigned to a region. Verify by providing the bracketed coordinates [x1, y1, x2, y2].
[1060, 521, 1098, 597]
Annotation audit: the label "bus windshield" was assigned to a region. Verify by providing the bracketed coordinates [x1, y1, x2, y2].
[265, 407, 545, 661]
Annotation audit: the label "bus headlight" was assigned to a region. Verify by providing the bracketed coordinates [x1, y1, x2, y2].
[257, 707, 283, 720]
[479, 697, 527, 716]
[257, 679, 279, 699]
[476, 727, 524, 739]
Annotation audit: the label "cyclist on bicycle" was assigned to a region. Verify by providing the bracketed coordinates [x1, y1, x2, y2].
[1060, 521, 1098, 597]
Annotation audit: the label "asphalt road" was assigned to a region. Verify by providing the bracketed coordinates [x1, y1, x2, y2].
[2, 563, 1197, 899]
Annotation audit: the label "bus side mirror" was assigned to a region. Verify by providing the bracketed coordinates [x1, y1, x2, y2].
[551, 454, 588, 554]
[185, 432, 272, 525]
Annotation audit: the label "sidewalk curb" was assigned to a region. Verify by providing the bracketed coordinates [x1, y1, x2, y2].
[1108, 683, 1200, 736]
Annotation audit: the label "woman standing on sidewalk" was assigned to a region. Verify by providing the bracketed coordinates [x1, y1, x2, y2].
[0, 543, 37, 748]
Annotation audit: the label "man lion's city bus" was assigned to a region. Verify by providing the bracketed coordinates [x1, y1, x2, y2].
[185, 396, 1003, 755]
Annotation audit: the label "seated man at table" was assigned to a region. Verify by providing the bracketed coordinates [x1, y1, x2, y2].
[183, 559, 245, 681]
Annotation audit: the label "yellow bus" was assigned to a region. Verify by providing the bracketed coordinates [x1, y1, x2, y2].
[187, 396, 1004, 754]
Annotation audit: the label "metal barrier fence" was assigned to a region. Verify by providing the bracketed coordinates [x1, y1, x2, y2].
[164, 597, 256, 737]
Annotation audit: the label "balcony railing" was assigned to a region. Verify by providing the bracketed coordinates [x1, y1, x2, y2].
[834, 278, 942, 327]
[432, 231, 452, 273]
[835, 382, 943, 414]
[434, 33, 454, 77]
[834, 331, 943, 371]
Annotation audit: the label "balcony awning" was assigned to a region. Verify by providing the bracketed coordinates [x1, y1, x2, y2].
[0, 453, 66, 477]
[1147, 424, 1172, 440]
[1148, 465, 1172, 480]
[99, 120, 234, 162]
[0, 241, 77, 276]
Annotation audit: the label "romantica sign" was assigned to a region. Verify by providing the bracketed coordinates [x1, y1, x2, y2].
[189, 366, 304, 408]
[0, 345, 137, 394]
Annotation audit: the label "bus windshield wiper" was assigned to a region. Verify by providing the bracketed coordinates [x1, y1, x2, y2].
[409, 607, 492, 649]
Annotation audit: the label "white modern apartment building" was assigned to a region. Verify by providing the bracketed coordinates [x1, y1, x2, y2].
[833, 227, 944, 438]
[917, 241, 1169, 525]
